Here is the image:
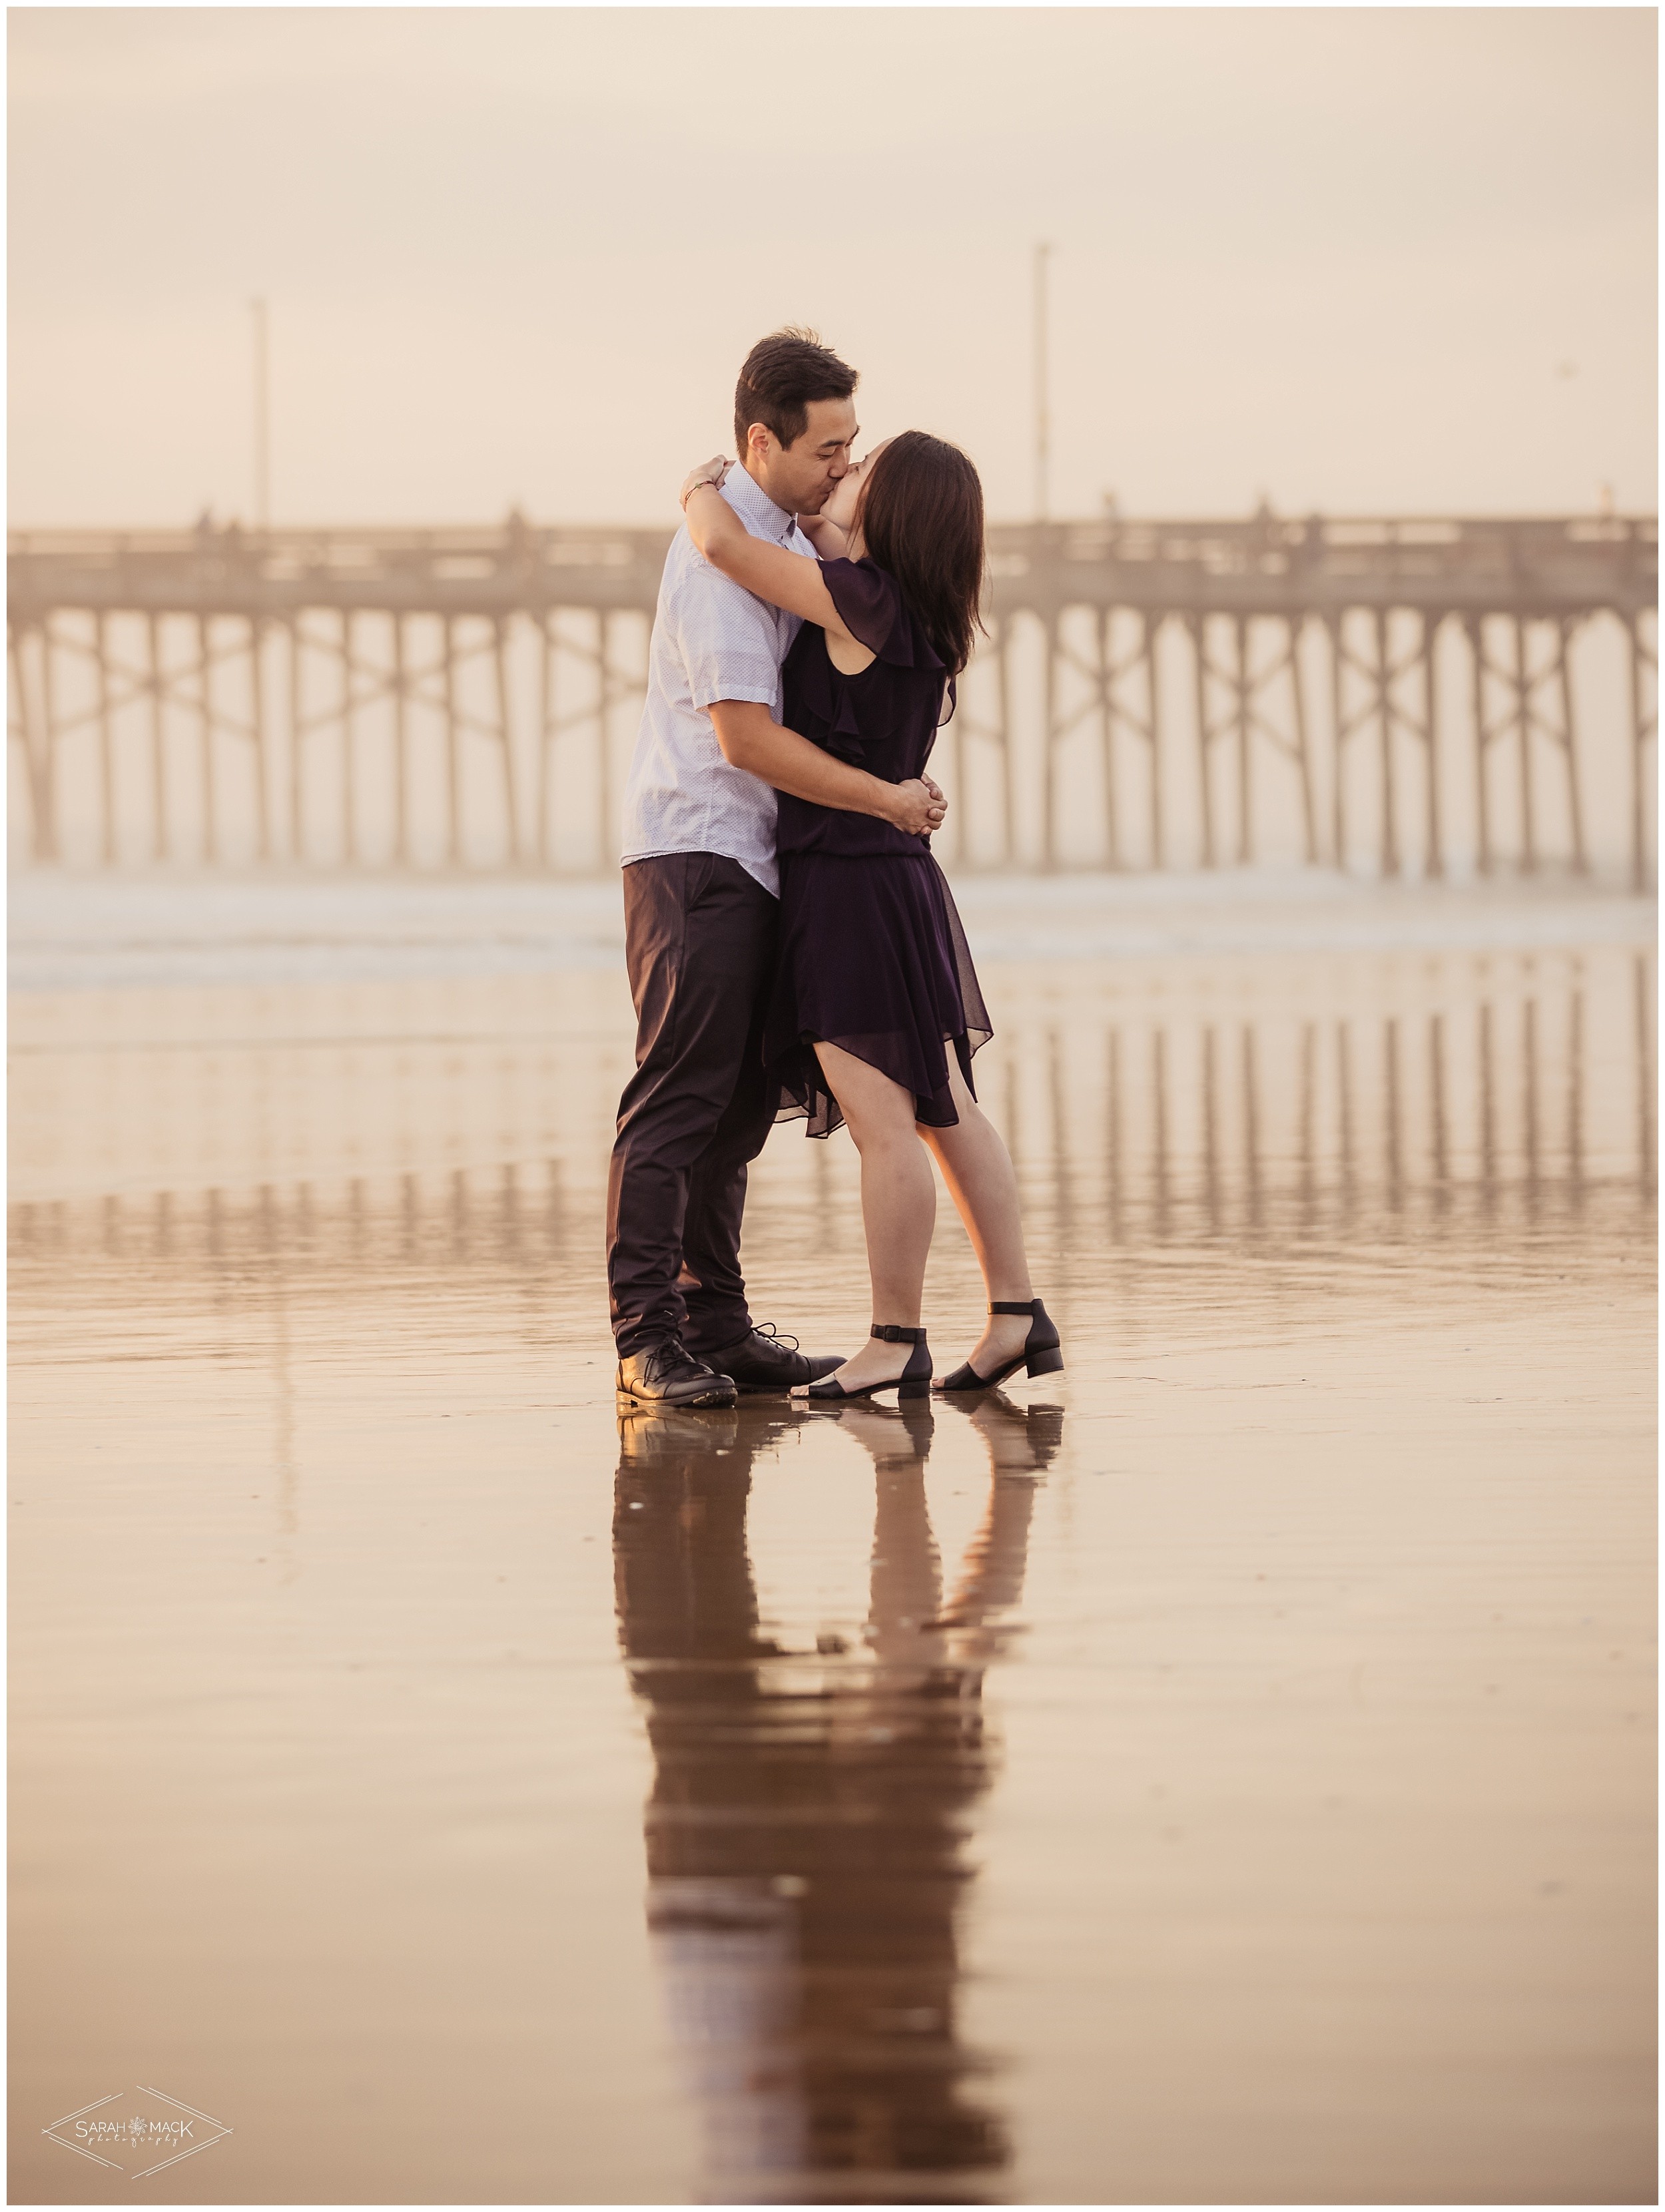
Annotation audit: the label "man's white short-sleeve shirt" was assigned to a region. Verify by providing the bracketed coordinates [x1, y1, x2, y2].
[619, 465, 813, 900]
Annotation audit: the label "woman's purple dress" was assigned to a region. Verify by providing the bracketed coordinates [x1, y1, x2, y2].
[765, 556, 991, 1139]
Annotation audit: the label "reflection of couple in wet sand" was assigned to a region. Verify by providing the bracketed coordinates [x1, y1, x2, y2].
[613, 1390, 1061, 2203]
[607, 329, 1064, 1412]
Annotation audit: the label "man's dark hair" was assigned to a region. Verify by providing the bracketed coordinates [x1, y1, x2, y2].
[733, 328, 858, 453]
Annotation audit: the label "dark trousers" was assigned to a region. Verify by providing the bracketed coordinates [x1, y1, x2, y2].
[607, 852, 779, 1361]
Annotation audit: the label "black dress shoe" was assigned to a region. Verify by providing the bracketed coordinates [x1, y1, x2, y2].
[616, 1340, 737, 1409]
[703, 1322, 842, 1395]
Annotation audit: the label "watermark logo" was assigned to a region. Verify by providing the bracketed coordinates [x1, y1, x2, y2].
[43, 2087, 232, 2181]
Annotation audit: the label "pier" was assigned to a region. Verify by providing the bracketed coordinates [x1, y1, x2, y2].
[9, 511, 1656, 882]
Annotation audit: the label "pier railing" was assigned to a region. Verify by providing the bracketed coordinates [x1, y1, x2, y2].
[8, 511, 1656, 882]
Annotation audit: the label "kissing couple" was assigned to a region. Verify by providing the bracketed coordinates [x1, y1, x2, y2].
[607, 328, 1063, 1411]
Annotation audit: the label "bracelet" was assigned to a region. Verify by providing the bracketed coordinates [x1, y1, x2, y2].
[681, 475, 723, 511]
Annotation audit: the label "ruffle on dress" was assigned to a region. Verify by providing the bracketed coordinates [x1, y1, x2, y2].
[790, 559, 948, 763]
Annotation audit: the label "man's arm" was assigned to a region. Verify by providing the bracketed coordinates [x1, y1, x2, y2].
[708, 701, 946, 836]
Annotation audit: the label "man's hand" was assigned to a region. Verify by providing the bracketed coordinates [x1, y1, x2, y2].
[886, 776, 949, 837]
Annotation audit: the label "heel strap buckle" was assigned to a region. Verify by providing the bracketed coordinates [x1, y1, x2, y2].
[870, 1323, 926, 1344]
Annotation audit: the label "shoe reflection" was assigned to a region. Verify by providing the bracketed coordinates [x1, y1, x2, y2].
[612, 1394, 1058, 2204]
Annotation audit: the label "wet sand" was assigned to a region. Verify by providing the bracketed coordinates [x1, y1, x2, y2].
[9, 877, 1657, 2204]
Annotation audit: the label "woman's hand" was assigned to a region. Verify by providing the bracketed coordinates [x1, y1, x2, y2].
[679, 457, 731, 510]
[883, 776, 949, 837]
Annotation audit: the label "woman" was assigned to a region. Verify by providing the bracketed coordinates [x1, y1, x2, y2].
[679, 433, 1063, 1402]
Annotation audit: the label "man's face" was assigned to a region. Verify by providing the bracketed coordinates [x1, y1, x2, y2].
[747, 397, 858, 515]
[821, 438, 891, 535]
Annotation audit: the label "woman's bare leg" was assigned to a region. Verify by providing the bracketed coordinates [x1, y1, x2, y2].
[922, 1055, 1038, 1382]
[791, 1039, 936, 1396]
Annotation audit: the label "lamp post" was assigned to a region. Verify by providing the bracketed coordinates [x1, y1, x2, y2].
[1033, 242, 1050, 523]
[251, 297, 270, 532]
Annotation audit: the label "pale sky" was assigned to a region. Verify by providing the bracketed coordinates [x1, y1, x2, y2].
[8, 5, 1657, 527]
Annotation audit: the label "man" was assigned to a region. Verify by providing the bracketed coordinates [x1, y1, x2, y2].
[609, 329, 947, 1408]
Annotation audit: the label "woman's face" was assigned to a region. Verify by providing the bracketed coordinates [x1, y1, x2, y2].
[820, 439, 890, 535]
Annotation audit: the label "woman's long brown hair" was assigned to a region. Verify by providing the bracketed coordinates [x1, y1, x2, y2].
[855, 431, 986, 677]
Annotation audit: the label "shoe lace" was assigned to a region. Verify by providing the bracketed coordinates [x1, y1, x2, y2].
[649, 1340, 709, 1382]
[752, 1321, 801, 1352]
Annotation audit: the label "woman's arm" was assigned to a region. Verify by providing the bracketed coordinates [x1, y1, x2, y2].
[797, 511, 850, 561]
[680, 469, 854, 640]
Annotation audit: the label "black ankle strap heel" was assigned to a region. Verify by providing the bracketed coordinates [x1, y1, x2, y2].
[937, 1299, 1064, 1394]
[803, 1324, 932, 1403]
